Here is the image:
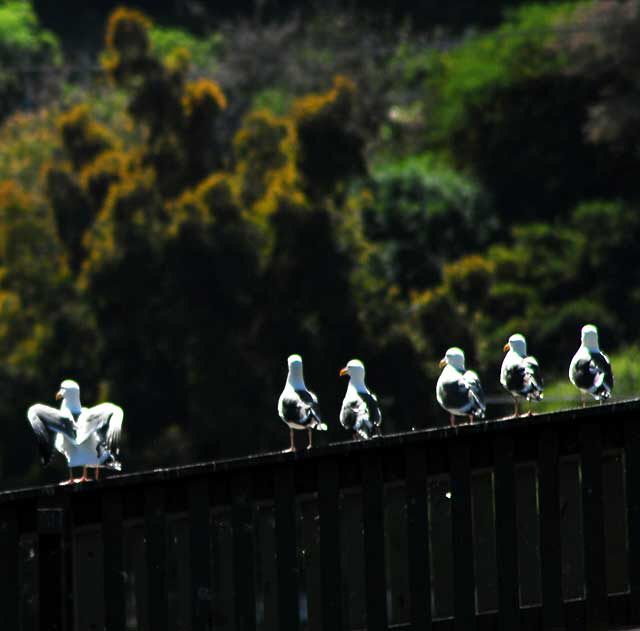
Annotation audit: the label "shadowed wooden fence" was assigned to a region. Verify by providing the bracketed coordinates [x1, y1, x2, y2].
[1, 399, 640, 631]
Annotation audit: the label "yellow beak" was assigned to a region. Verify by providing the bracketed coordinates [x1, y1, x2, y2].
[339, 367, 348, 376]
[439, 358, 447, 368]
[55, 390, 63, 400]
[503, 343, 510, 352]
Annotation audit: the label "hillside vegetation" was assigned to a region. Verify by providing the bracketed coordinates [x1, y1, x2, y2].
[0, 1, 638, 484]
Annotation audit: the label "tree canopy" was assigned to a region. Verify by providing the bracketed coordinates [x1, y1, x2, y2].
[0, 1, 639, 485]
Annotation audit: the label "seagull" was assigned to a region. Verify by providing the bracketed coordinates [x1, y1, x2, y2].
[436, 347, 486, 426]
[500, 333, 544, 416]
[277, 355, 327, 451]
[27, 379, 123, 484]
[569, 324, 614, 406]
[339, 359, 382, 440]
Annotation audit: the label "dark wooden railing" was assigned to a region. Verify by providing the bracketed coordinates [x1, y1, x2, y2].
[1, 399, 640, 631]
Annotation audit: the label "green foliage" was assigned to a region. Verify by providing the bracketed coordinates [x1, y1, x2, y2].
[3, 3, 640, 485]
[365, 153, 496, 291]
[420, 2, 624, 221]
[149, 26, 221, 70]
[425, 3, 578, 137]
[0, 109, 58, 192]
[0, 1, 61, 120]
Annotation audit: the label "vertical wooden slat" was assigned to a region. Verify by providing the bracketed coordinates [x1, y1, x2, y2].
[232, 471, 256, 631]
[0, 506, 20, 630]
[405, 445, 431, 631]
[102, 490, 125, 631]
[494, 434, 519, 631]
[318, 458, 342, 631]
[625, 419, 640, 625]
[188, 477, 211, 631]
[361, 450, 388, 631]
[37, 506, 66, 631]
[145, 485, 168, 631]
[538, 428, 564, 631]
[275, 464, 299, 631]
[581, 422, 607, 631]
[74, 526, 105, 630]
[450, 441, 475, 631]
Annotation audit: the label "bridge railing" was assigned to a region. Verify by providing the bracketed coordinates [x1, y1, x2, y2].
[1, 399, 639, 631]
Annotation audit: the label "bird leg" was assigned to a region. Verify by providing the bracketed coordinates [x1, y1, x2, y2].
[59, 469, 75, 486]
[581, 392, 586, 408]
[468, 414, 474, 424]
[283, 428, 296, 453]
[514, 397, 520, 418]
[449, 414, 455, 427]
[307, 428, 313, 450]
[94, 467, 101, 481]
[526, 400, 534, 416]
[76, 466, 92, 483]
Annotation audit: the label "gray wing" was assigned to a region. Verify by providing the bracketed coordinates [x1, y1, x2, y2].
[364, 391, 382, 427]
[302, 390, 323, 423]
[340, 394, 373, 438]
[279, 388, 325, 430]
[590, 351, 614, 399]
[524, 356, 544, 398]
[27, 404, 76, 465]
[463, 370, 486, 415]
[76, 403, 124, 454]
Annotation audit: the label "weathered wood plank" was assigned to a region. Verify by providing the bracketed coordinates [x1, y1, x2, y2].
[625, 419, 640, 625]
[318, 457, 342, 631]
[0, 506, 19, 630]
[361, 450, 388, 631]
[494, 434, 520, 631]
[538, 428, 564, 631]
[581, 422, 607, 631]
[450, 441, 475, 631]
[37, 505, 66, 631]
[145, 485, 168, 631]
[102, 490, 125, 631]
[405, 444, 431, 631]
[232, 471, 256, 631]
[188, 477, 212, 631]
[275, 464, 299, 631]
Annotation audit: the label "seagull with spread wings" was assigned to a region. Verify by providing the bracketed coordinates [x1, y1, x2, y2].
[27, 379, 123, 484]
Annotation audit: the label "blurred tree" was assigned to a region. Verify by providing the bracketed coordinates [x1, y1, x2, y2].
[553, 1, 640, 151]
[422, 3, 627, 222]
[363, 153, 496, 292]
[0, 1, 61, 121]
[292, 75, 365, 199]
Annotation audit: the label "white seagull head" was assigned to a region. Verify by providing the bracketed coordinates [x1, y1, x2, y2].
[286, 354, 305, 386]
[56, 379, 80, 399]
[504, 333, 527, 357]
[56, 379, 81, 411]
[440, 347, 465, 371]
[581, 324, 600, 350]
[340, 359, 365, 379]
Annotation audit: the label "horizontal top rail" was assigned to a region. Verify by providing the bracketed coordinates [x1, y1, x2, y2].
[3, 396, 639, 503]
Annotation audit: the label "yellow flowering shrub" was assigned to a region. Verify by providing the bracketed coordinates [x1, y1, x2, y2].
[57, 105, 117, 170]
[291, 75, 364, 195]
